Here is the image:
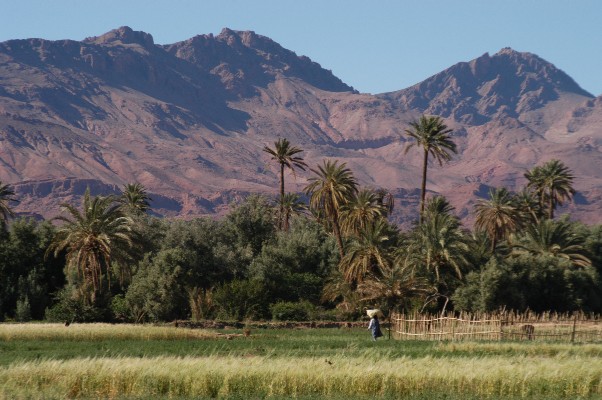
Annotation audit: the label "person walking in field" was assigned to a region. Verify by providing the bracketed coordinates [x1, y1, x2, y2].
[367, 309, 384, 341]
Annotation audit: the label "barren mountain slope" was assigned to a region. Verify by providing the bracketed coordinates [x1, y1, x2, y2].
[0, 27, 600, 226]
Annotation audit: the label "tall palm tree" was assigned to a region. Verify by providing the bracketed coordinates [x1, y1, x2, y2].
[339, 219, 392, 284]
[513, 218, 591, 268]
[340, 188, 384, 237]
[280, 192, 307, 231]
[0, 181, 18, 229]
[120, 182, 152, 215]
[525, 159, 575, 219]
[404, 115, 457, 224]
[263, 138, 308, 229]
[474, 188, 522, 252]
[304, 160, 358, 258]
[47, 189, 137, 304]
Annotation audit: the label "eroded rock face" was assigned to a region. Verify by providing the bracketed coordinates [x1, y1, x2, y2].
[0, 27, 600, 226]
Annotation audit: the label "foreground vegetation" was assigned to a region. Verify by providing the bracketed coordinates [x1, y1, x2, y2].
[0, 115, 601, 324]
[1, 324, 601, 399]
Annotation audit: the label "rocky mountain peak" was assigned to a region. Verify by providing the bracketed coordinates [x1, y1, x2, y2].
[380, 47, 593, 125]
[166, 28, 354, 94]
[84, 26, 155, 48]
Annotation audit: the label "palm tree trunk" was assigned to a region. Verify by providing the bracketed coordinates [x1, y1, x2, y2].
[279, 163, 285, 229]
[419, 148, 429, 224]
[549, 191, 554, 219]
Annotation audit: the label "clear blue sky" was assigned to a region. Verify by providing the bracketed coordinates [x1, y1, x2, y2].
[2, 0, 601, 96]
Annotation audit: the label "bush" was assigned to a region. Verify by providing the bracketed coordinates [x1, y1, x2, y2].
[213, 280, 270, 321]
[110, 294, 130, 322]
[270, 301, 314, 321]
[45, 288, 106, 323]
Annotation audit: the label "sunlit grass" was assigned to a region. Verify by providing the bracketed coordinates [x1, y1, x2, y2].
[0, 323, 216, 341]
[1, 324, 602, 398]
[1, 354, 601, 399]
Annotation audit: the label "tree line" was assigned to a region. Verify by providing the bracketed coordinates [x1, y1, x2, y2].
[0, 115, 601, 322]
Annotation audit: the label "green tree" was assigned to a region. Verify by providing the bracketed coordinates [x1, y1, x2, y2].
[120, 183, 152, 215]
[0, 181, 18, 229]
[514, 188, 543, 224]
[305, 160, 358, 258]
[358, 260, 431, 313]
[263, 138, 307, 229]
[249, 217, 337, 303]
[339, 219, 393, 284]
[0, 218, 64, 320]
[280, 193, 307, 231]
[474, 188, 522, 252]
[525, 159, 575, 219]
[225, 194, 276, 257]
[124, 249, 189, 322]
[403, 115, 457, 223]
[47, 189, 137, 304]
[339, 188, 384, 237]
[513, 218, 591, 268]
[406, 210, 471, 283]
[453, 254, 601, 313]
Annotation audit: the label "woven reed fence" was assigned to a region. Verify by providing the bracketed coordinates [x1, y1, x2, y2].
[390, 311, 602, 342]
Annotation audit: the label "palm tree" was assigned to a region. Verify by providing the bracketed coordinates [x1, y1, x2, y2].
[358, 260, 431, 313]
[525, 159, 575, 219]
[321, 270, 361, 315]
[374, 188, 395, 218]
[404, 115, 457, 224]
[280, 192, 307, 231]
[263, 138, 308, 229]
[513, 218, 591, 268]
[515, 188, 542, 225]
[406, 212, 471, 282]
[339, 219, 392, 284]
[120, 183, 152, 215]
[474, 188, 522, 252]
[424, 195, 455, 218]
[340, 188, 384, 237]
[47, 189, 137, 304]
[0, 181, 18, 229]
[304, 160, 358, 258]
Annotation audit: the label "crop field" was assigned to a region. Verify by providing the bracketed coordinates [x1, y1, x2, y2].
[1, 323, 602, 399]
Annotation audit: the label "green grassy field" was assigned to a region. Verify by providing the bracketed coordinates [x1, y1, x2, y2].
[1, 323, 601, 399]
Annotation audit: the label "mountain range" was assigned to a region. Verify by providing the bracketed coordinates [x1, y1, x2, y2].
[1, 26, 601, 226]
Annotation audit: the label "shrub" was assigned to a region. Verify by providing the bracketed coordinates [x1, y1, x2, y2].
[270, 301, 314, 321]
[45, 288, 106, 323]
[212, 280, 269, 321]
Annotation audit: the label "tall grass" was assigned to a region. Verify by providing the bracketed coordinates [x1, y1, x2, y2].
[1, 324, 602, 398]
[0, 323, 214, 341]
[1, 354, 601, 399]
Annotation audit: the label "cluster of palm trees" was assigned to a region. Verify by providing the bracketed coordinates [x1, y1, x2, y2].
[265, 115, 586, 313]
[0, 113, 586, 314]
[474, 159, 581, 258]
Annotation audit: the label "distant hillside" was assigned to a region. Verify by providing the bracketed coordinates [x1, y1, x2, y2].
[1, 27, 601, 226]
